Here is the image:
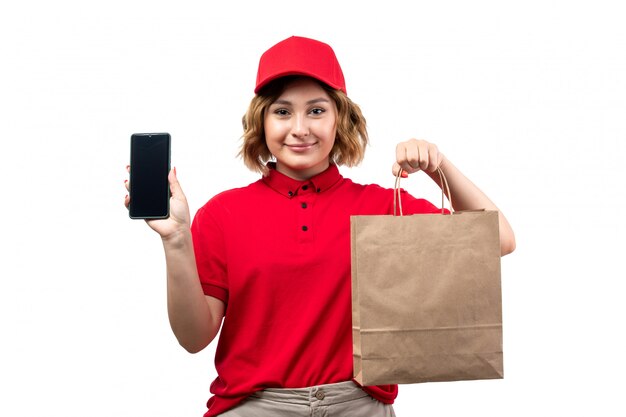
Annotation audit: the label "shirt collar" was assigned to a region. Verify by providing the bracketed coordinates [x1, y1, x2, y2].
[262, 163, 342, 198]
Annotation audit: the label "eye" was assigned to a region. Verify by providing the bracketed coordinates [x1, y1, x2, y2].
[310, 107, 326, 116]
[273, 108, 290, 116]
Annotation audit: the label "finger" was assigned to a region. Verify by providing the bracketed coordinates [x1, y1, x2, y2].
[391, 162, 408, 178]
[125, 165, 131, 192]
[124, 194, 130, 210]
[395, 143, 407, 171]
[396, 141, 419, 173]
[427, 143, 440, 173]
[417, 140, 430, 171]
[405, 140, 422, 171]
[168, 167, 186, 200]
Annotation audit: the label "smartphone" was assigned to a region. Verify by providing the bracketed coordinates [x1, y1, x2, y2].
[129, 132, 171, 219]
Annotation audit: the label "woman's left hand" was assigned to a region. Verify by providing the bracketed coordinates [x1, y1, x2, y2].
[392, 138, 445, 177]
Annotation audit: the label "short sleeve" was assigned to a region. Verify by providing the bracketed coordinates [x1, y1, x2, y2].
[190, 202, 229, 305]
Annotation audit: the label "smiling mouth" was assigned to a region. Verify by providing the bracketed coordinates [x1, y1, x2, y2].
[285, 143, 317, 152]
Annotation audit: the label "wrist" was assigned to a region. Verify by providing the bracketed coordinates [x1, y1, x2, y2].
[161, 227, 193, 250]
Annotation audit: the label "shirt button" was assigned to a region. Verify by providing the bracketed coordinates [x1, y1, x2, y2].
[301, 202, 307, 209]
[316, 188, 321, 193]
[288, 191, 294, 197]
[302, 225, 308, 231]
[302, 185, 309, 191]
[315, 390, 325, 400]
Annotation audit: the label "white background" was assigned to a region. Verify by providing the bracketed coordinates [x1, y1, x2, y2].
[2, 0, 625, 416]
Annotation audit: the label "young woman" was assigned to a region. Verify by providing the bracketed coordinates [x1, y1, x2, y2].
[125, 36, 515, 417]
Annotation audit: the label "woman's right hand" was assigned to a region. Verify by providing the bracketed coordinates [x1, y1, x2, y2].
[125, 166, 191, 240]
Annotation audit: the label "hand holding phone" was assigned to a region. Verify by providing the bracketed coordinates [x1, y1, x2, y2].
[129, 133, 171, 219]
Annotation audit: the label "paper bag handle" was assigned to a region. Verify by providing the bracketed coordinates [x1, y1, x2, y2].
[394, 167, 453, 216]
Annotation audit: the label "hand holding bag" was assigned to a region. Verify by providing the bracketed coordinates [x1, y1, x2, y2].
[351, 169, 503, 385]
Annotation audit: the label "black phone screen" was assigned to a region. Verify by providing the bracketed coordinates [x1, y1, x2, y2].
[129, 133, 171, 219]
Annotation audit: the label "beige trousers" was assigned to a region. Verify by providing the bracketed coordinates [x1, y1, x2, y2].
[218, 381, 396, 417]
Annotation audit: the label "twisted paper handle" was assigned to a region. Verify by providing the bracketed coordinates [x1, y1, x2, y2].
[393, 167, 453, 216]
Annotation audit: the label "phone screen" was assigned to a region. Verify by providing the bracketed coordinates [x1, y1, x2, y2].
[129, 133, 171, 219]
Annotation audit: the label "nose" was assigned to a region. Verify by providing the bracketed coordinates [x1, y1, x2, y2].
[290, 114, 309, 138]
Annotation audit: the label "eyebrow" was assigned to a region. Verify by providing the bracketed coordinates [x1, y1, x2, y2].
[271, 98, 331, 106]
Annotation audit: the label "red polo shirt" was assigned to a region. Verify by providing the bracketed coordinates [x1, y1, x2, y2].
[191, 164, 443, 417]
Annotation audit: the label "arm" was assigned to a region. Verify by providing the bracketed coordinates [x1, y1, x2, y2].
[393, 139, 516, 256]
[126, 168, 224, 353]
[162, 229, 224, 353]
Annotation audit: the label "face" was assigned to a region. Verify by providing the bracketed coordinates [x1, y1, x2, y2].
[264, 77, 337, 180]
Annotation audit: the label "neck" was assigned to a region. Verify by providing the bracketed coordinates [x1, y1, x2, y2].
[275, 160, 330, 181]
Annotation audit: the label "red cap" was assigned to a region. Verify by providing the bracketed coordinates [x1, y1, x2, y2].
[254, 36, 346, 94]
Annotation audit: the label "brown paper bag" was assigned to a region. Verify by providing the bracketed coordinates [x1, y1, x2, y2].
[351, 171, 503, 386]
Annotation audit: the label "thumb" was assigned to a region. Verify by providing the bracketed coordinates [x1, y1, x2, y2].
[168, 167, 186, 198]
[391, 162, 408, 178]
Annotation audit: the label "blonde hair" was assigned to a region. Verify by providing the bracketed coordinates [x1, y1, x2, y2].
[239, 76, 368, 174]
